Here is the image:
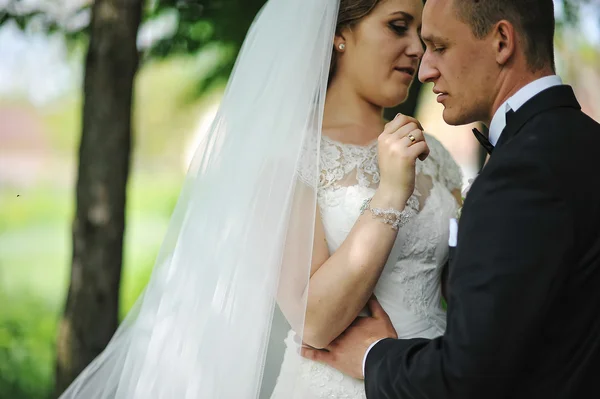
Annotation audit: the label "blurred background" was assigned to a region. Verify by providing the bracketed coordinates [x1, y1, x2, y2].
[0, 0, 598, 398]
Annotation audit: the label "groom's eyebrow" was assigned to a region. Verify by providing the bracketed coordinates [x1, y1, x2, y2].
[421, 33, 447, 44]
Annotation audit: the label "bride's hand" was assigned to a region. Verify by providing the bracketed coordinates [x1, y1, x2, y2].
[376, 113, 430, 207]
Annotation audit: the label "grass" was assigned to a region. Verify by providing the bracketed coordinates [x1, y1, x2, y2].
[0, 292, 58, 399]
[0, 51, 223, 399]
[0, 173, 182, 399]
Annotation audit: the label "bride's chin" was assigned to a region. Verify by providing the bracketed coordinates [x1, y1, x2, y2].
[379, 90, 409, 108]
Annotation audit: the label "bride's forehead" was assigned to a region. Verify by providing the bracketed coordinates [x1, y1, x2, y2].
[370, 0, 424, 18]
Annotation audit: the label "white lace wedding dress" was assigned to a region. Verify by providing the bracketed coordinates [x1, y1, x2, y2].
[270, 133, 463, 399]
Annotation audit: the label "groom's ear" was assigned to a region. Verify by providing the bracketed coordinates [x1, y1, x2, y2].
[492, 20, 516, 66]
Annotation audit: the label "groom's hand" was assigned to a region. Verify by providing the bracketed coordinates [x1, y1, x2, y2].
[301, 297, 397, 379]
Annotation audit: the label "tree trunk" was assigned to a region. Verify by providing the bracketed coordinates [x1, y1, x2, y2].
[54, 0, 142, 395]
[383, 79, 423, 120]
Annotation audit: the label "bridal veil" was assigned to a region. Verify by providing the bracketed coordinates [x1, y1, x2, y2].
[59, 0, 340, 397]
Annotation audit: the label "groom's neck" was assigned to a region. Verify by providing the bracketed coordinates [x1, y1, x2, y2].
[486, 66, 555, 127]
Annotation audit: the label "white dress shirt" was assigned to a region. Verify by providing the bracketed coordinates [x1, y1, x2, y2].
[362, 75, 564, 379]
[488, 75, 563, 146]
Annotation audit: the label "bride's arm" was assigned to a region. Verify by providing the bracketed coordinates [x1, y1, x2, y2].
[276, 184, 404, 349]
[278, 115, 426, 349]
[300, 188, 406, 349]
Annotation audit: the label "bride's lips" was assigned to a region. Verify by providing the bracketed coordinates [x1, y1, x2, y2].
[394, 66, 416, 83]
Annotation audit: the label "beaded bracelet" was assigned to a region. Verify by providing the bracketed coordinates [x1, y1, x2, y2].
[359, 196, 416, 231]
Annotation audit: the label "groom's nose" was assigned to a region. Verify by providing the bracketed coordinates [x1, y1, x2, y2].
[418, 53, 440, 84]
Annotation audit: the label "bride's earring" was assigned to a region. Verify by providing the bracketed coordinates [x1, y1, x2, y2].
[338, 43, 345, 51]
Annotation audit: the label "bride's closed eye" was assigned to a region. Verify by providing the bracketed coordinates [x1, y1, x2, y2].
[388, 22, 408, 36]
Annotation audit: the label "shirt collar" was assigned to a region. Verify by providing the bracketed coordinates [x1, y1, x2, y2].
[488, 75, 563, 146]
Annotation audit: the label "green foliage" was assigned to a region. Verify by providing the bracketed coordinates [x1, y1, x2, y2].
[0, 0, 90, 43]
[148, 0, 264, 56]
[0, 186, 69, 398]
[3, 0, 596, 97]
[558, 0, 590, 25]
[145, 0, 267, 94]
[0, 176, 180, 398]
[132, 55, 219, 159]
[0, 58, 195, 397]
[0, 1, 597, 397]
[0, 294, 57, 399]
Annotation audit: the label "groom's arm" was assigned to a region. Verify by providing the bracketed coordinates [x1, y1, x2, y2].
[364, 152, 573, 399]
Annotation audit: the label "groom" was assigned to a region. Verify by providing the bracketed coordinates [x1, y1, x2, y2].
[302, 0, 600, 397]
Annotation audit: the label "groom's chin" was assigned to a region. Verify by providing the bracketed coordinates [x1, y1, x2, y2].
[442, 107, 476, 127]
[441, 108, 464, 126]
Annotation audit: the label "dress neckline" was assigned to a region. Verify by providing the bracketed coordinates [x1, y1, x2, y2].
[321, 135, 378, 149]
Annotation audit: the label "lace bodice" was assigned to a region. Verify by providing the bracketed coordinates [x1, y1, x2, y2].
[271, 133, 462, 399]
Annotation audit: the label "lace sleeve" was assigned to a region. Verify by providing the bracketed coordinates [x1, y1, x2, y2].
[296, 132, 320, 187]
[424, 133, 463, 193]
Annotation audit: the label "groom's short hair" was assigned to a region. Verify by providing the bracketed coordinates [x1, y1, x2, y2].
[453, 0, 555, 71]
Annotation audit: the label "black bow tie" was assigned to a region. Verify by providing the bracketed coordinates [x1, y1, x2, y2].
[472, 127, 494, 155]
[472, 109, 516, 155]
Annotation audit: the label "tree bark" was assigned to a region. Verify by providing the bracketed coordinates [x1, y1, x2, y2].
[54, 0, 142, 395]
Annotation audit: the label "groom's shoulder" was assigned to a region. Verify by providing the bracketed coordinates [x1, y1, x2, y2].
[512, 106, 600, 160]
[487, 107, 600, 193]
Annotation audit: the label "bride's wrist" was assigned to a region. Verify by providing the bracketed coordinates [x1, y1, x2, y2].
[371, 187, 410, 211]
[361, 190, 416, 231]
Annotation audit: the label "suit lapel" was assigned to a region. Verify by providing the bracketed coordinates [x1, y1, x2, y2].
[453, 86, 581, 265]
[495, 85, 581, 151]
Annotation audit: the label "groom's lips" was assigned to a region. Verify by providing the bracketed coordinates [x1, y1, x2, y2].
[433, 88, 448, 103]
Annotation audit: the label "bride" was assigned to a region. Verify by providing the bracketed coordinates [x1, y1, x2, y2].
[270, 0, 461, 398]
[58, 0, 461, 398]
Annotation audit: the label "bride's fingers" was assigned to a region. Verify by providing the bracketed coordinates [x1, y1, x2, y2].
[382, 114, 423, 136]
[380, 124, 422, 150]
[389, 122, 420, 140]
[407, 141, 430, 161]
[403, 128, 424, 146]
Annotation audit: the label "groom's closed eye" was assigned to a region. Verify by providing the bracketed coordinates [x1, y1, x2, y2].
[424, 42, 447, 54]
[421, 34, 449, 48]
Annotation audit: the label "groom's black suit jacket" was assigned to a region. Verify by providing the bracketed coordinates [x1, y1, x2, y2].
[365, 85, 600, 399]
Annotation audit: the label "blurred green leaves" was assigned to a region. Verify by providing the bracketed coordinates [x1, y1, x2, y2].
[0, 294, 57, 399]
[145, 0, 266, 94]
[1, 0, 268, 95]
[2, 0, 597, 97]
